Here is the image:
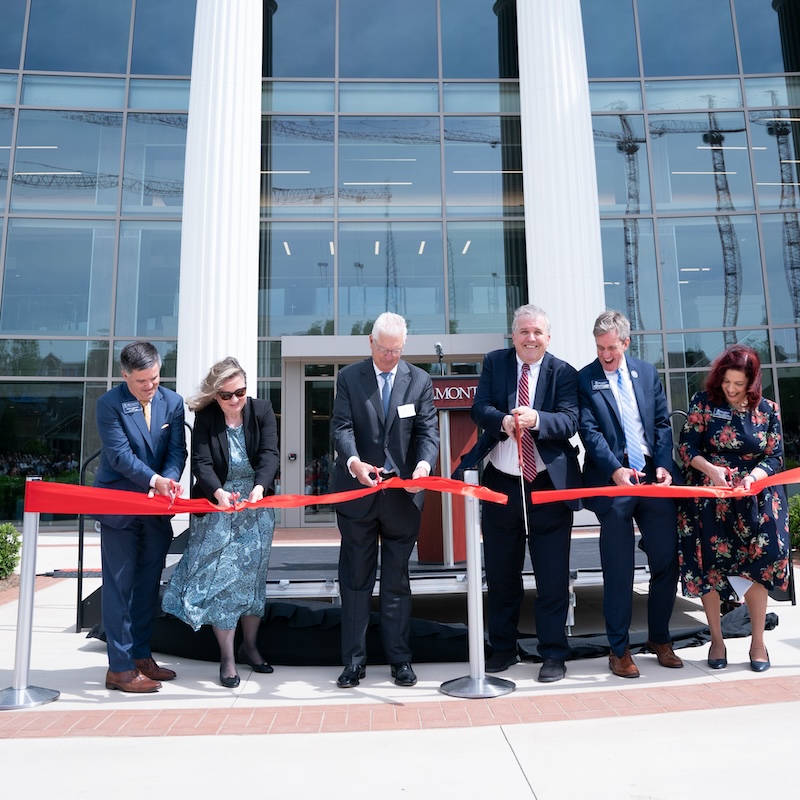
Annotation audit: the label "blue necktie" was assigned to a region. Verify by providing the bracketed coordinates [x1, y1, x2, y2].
[616, 369, 646, 473]
[380, 372, 393, 472]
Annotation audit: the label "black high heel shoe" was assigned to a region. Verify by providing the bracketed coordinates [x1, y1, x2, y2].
[707, 646, 727, 670]
[237, 645, 274, 674]
[749, 649, 770, 673]
[219, 667, 240, 688]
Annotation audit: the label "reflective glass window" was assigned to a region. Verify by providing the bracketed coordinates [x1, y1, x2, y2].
[0, 109, 12, 211]
[588, 83, 642, 113]
[338, 221, 445, 334]
[441, 0, 516, 79]
[734, 0, 787, 74]
[129, 80, 191, 111]
[444, 116, 522, 218]
[259, 222, 335, 337]
[644, 79, 742, 112]
[340, 84, 439, 114]
[0, 0, 26, 70]
[266, 0, 334, 78]
[131, 0, 196, 76]
[261, 116, 334, 219]
[0, 381, 87, 520]
[761, 213, 800, 327]
[262, 83, 335, 114]
[0, 340, 109, 377]
[0, 74, 18, 104]
[637, 0, 738, 77]
[745, 77, 800, 108]
[122, 113, 187, 215]
[446, 220, 527, 334]
[600, 219, 660, 331]
[749, 110, 800, 211]
[21, 76, 126, 109]
[443, 83, 520, 114]
[658, 215, 766, 331]
[777, 368, 800, 469]
[649, 112, 754, 213]
[594, 115, 651, 214]
[774, 328, 800, 363]
[631, 334, 664, 369]
[11, 110, 122, 215]
[669, 372, 708, 416]
[25, 0, 132, 74]
[340, 0, 437, 79]
[580, 0, 638, 78]
[115, 222, 181, 338]
[0, 219, 115, 336]
[258, 341, 282, 379]
[338, 117, 441, 218]
[666, 330, 770, 369]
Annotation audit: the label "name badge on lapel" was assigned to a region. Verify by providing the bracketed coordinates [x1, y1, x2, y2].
[591, 380, 611, 391]
[712, 408, 732, 420]
[397, 403, 416, 418]
[122, 401, 141, 415]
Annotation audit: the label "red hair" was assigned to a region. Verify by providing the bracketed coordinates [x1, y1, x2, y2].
[705, 345, 762, 409]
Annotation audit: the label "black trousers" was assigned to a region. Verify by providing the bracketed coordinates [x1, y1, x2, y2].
[481, 463, 573, 661]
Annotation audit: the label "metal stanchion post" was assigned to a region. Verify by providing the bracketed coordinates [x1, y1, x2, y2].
[0, 477, 60, 710]
[440, 469, 515, 698]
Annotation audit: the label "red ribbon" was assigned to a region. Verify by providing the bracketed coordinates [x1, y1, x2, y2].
[23, 475, 508, 516]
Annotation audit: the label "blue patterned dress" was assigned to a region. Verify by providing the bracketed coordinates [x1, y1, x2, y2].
[677, 391, 790, 598]
[162, 425, 275, 630]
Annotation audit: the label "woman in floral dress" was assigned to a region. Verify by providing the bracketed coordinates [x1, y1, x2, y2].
[678, 345, 789, 672]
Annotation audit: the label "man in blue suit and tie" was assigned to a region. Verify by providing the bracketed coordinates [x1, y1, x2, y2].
[578, 310, 682, 678]
[95, 341, 187, 693]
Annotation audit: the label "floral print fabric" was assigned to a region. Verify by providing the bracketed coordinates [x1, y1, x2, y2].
[677, 391, 789, 598]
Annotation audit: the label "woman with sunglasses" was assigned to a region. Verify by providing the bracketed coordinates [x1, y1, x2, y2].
[162, 357, 279, 687]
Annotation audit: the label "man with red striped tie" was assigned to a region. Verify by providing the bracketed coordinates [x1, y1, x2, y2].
[456, 304, 581, 683]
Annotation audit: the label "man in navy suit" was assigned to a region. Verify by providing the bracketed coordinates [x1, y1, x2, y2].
[330, 312, 439, 688]
[457, 304, 581, 683]
[95, 341, 187, 692]
[578, 310, 682, 678]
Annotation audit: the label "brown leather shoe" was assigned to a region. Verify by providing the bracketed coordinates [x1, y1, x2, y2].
[609, 648, 640, 678]
[134, 656, 177, 681]
[105, 668, 161, 693]
[646, 641, 684, 668]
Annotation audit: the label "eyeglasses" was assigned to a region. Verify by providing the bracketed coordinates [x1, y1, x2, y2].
[373, 343, 404, 357]
[217, 387, 247, 400]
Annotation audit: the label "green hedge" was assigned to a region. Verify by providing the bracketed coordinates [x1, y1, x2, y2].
[0, 522, 21, 579]
[789, 494, 800, 552]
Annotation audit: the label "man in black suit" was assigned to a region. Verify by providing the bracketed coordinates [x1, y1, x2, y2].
[330, 312, 439, 688]
[94, 341, 187, 693]
[457, 304, 581, 683]
[578, 310, 681, 678]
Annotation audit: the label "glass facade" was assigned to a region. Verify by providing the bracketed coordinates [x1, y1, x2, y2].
[0, 0, 798, 522]
[584, 0, 800, 469]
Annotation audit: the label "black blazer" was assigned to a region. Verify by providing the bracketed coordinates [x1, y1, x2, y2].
[455, 348, 582, 508]
[191, 397, 280, 502]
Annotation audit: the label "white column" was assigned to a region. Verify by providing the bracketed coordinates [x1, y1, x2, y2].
[516, 0, 605, 369]
[176, 0, 263, 402]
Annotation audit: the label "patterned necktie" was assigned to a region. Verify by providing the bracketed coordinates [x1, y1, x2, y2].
[518, 363, 537, 483]
[616, 369, 645, 472]
[142, 402, 151, 430]
[380, 372, 393, 472]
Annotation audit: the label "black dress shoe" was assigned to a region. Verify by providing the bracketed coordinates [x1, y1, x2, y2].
[390, 662, 417, 686]
[537, 658, 567, 683]
[337, 664, 366, 688]
[219, 667, 240, 688]
[237, 646, 274, 674]
[485, 649, 520, 673]
[707, 646, 728, 670]
[750, 649, 770, 672]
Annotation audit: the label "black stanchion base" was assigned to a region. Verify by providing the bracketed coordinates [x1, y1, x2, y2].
[439, 675, 515, 699]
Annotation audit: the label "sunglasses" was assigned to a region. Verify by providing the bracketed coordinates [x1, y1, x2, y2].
[217, 387, 247, 400]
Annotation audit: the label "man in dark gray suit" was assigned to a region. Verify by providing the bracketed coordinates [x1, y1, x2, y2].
[330, 312, 439, 688]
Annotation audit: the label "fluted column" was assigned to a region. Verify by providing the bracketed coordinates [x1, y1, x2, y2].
[176, 0, 262, 401]
[516, 0, 604, 368]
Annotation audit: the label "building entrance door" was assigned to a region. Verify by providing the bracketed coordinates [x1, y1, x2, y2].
[302, 375, 335, 525]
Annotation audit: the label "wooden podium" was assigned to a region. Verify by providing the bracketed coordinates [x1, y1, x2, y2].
[417, 376, 479, 565]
